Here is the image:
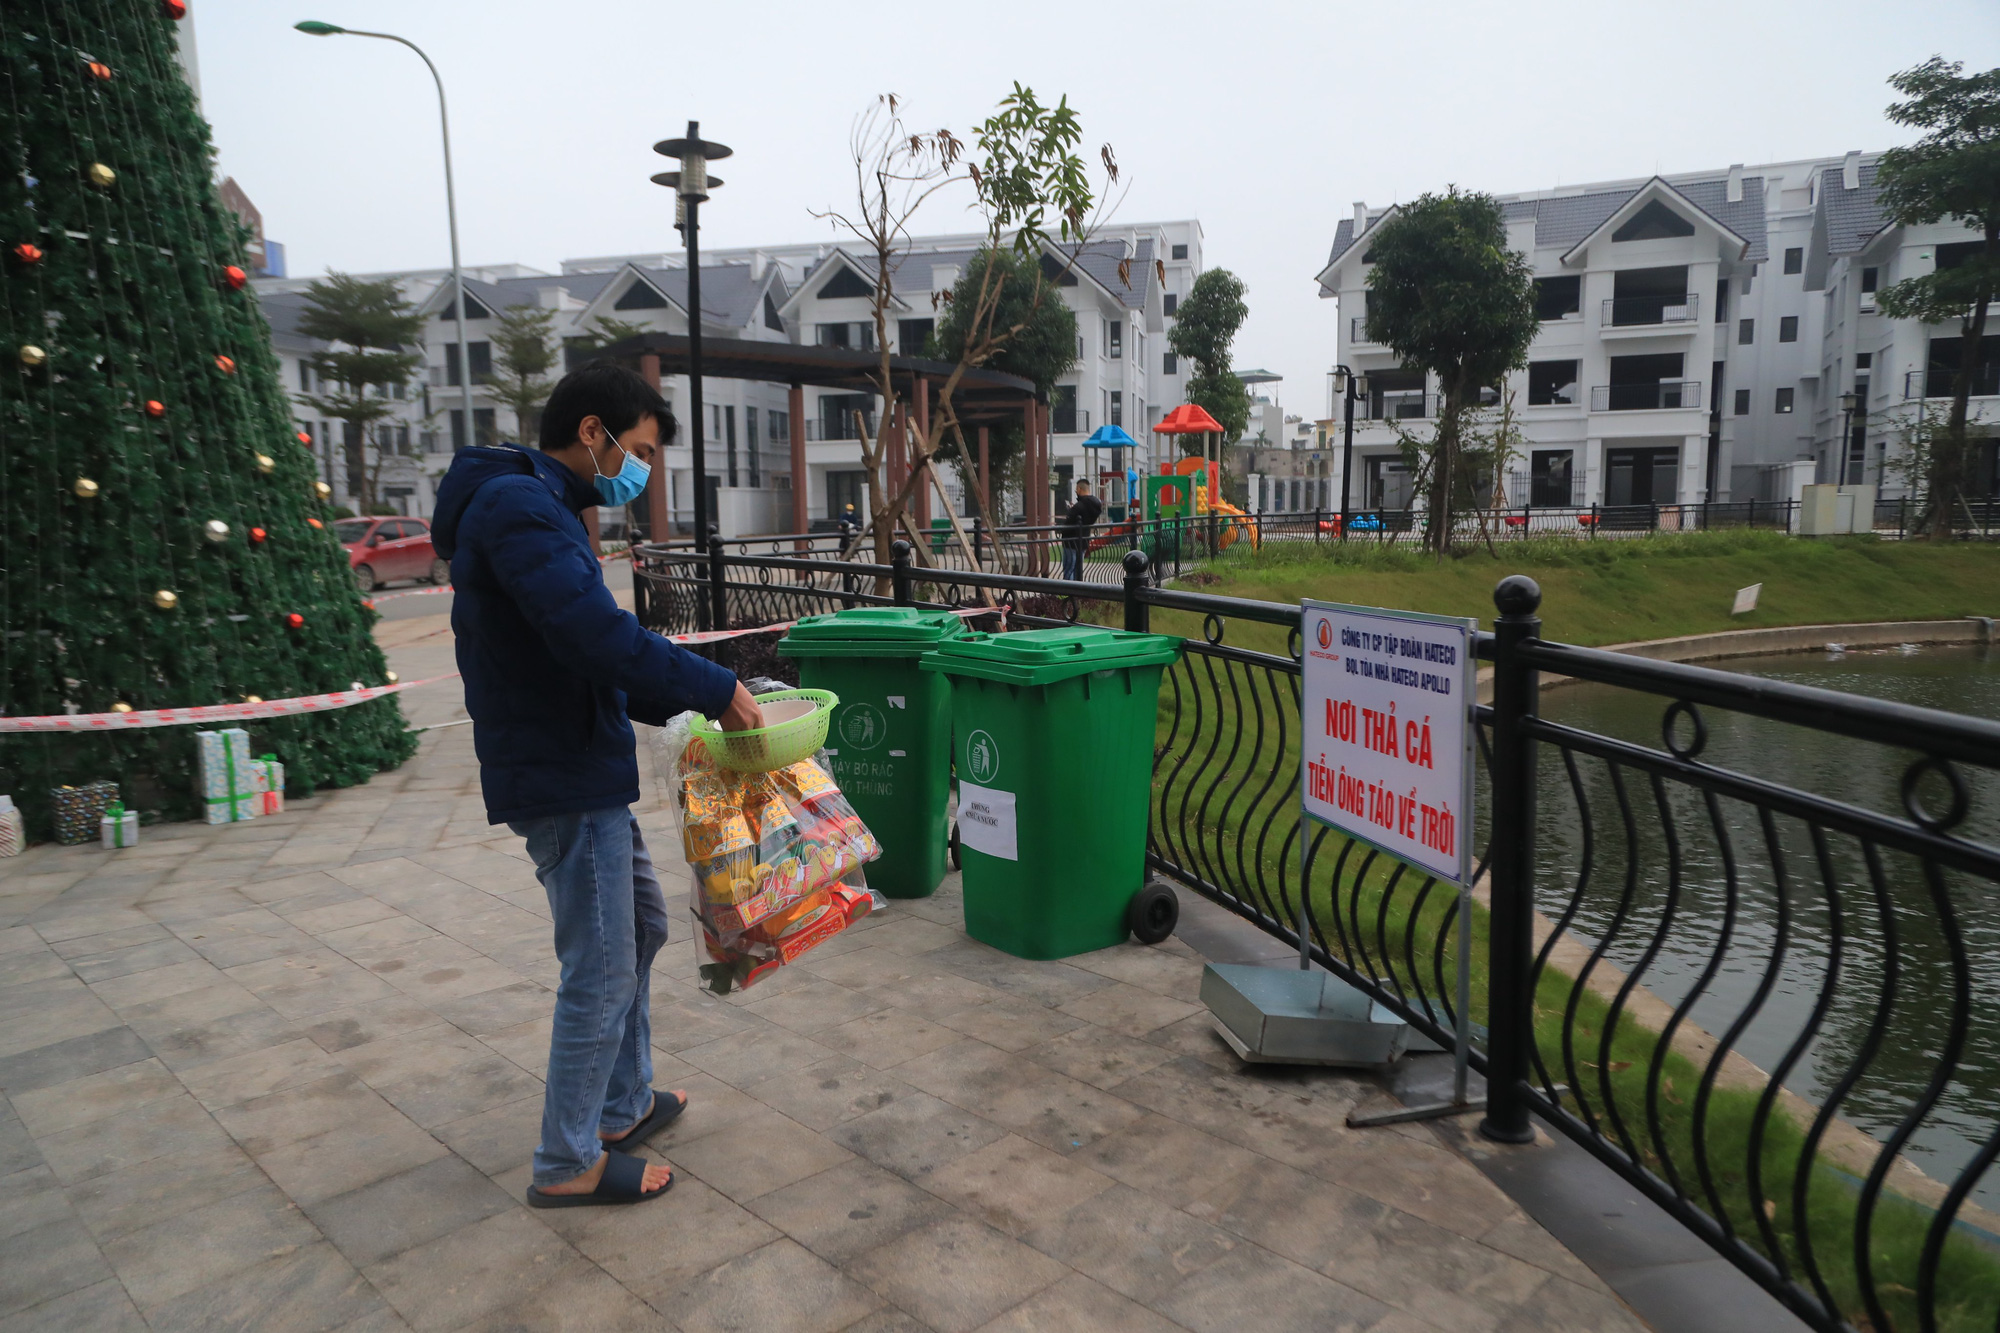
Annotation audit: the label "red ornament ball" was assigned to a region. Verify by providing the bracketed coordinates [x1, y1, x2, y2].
[87, 62, 113, 82]
[12, 243, 42, 265]
[222, 265, 247, 290]
[307, 518, 324, 530]
[285, 613, 304, 630]
[161, 0, 187, 18]
[296, 431, 311, 446]
[215, 354, 236, 374]
[144, 399, 165, 418]
[250, 526, 268, 544]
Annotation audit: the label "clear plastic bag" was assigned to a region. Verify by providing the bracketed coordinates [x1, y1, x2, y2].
[658, 703, 885, 994]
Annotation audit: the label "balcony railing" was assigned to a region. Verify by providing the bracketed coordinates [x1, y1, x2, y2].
[1349, 316, 1373, 344]
[1904, 367, 2000, 399]
[1364, 392, 1436, 421]
[1590, 381, 1703, 412]
[805, 417, 876, 442]
[1601, 293, 1699, 327]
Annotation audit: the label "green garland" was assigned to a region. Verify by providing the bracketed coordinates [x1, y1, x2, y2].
[0, 0, 417, 840]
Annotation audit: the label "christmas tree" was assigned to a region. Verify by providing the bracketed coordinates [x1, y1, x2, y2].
[1, 0, 416, 839]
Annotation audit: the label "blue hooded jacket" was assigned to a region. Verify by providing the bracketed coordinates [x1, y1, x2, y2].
[429, 444, 736, 824]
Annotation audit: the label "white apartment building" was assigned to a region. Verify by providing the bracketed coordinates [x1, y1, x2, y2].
[1315, 154, 1996, 514]
[257, 219, 1204, 531]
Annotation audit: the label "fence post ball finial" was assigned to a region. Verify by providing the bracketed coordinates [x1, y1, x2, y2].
[1122, 549, 1150, 577]
[1494, 575, 1542, 618]
[890, 540, 912, 565]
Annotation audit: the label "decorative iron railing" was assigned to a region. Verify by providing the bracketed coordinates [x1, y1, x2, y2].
[630, 537, 2000, 1332]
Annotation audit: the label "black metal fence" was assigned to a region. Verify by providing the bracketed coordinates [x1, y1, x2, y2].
[634, 537, 2000, 1333]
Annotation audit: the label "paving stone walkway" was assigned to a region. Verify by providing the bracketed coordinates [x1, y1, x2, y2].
[0, 613, 1647, 1332]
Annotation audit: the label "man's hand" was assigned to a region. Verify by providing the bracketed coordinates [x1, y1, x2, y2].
[718, 681, 762, 733]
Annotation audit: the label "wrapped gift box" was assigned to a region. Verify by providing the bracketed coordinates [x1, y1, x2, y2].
[195, 728, 259, 822]
[100, 801, 139, 850]
[251, 755, 285, 815]
[0, 796, 22, 858]
[51, 782, 119, 845]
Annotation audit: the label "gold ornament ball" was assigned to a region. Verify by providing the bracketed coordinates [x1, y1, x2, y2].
[254, 453, 275, 475]
[314, 480, 332, 501]
[203, 519, 230, 542]
[73, 477, 100, 500]
[244, 695, 263, 705]
[110, 702, 133, 714]
[385, 671, 400, 684]
[19, 344, 46, 367]
[88, 162, 116, 188]
[152, 589, 178, 610]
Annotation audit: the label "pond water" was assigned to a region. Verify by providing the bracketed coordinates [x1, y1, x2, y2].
[1535, 642, 2000, 1207]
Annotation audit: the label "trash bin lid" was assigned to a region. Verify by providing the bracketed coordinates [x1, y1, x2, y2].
[919, 626, 1179, 686]
[777, 607, 969, 658]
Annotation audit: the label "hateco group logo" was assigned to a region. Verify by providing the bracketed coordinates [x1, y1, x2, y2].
[1316, 618, 1332, 650]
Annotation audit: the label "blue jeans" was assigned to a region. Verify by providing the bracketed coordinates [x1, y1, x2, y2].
[507, 806, 669, 1186]
[1061, 544, 1085, 580]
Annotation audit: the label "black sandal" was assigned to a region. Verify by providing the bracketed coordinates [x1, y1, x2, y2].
[525, 1150, 673, 1209]
[600, 1090, 688, 1152]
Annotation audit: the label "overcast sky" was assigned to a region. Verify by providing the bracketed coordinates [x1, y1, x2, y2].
[194, 0, 1997, 421]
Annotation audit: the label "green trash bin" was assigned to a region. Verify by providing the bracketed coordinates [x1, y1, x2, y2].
[776, 608, 967, 899]
[920, 626, 1181, 960]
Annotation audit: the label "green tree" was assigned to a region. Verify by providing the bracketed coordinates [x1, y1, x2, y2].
[1874, 57, 2000, 538]
[0, 0, 413, 837]
[297, 272, 424, 512]
[1363, 189, 1538, 552]
[565, 314, 651, 358]
[1168, 269, 1251, 452]
[487, 305, 559, 446]
[932, 247, 1078, 506]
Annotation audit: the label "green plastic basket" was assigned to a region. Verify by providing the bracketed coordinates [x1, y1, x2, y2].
[690, 689, 838, 772]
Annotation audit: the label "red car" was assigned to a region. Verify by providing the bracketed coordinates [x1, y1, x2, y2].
[335, 516, 448, 593]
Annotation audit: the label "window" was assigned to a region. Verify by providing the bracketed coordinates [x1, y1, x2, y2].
[1783, 247, 1803, 275]
[815, 322, 874, 351]
[1171, 244, 1188, 260]
[1860, 266, 1879, 294]
[444, 341, 491, 387]
[1533, 275, 1581, 321]
[1050, 385, 1078, 435]
[1734, 388, 1751, 416]
[816, 265, 872, 300]
[1779, 316, 1799, 343]
[613, 280, 668, 311]
[768, 409, 789, 443]
[1529, 452, 1573, 506]
[1163, 293, 1178, 317]
[1527, 360, 1580, 406]
[473, 407, 496, 446]
[1715, 278, 1728, 323]
[1110, 390, 1122, 426]
[897, 319, 934, 355]
[1856, 352, 1872, 369]
[298, 360, 312, 391]
[1109, 320, 1123, 359]
[1738, 318, 1755, 345]
[1611, 200, 1695, 241]
[723, 404, 738, 487]
[438, 291, 492, 321]
[1935, 241, 1983, 272]
[764, 293, 785, 332]
[745, 407, 759, 487]
[1775, 387, 1794, 414]
[1609, 265, 1692, 325]
[1163, 352, 1178, 375]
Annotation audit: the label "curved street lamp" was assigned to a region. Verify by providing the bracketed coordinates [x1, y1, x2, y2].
[1330, 365, 1368, 542]
[295, 22, 475, 450]
[653, 125, 732, 550]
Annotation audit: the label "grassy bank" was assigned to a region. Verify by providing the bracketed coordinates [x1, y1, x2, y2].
[1176, 530, 2000, 646]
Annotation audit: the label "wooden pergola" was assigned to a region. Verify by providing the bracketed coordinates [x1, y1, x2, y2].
[595, 332, 1052, 538]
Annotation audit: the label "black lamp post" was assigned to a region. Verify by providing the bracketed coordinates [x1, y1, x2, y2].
[1838, 390, 1860, 485]
[653, 123, 731, 550]
[1331, 365, 1368, 542]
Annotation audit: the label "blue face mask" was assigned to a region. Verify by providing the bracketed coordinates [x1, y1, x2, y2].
[591, 427, 651, 507]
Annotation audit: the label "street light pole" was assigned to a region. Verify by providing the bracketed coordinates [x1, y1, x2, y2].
[654, 124, 732, 551]
[295, 23, 473, 449]
[1333, 365, 1363, 542]
[1839, 391, 1860, 487]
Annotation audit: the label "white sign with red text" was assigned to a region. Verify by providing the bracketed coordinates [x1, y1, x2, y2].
[1300, 599, 1476, 886]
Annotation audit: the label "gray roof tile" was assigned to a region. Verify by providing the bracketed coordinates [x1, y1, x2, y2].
[1817, 160, 1886, 256]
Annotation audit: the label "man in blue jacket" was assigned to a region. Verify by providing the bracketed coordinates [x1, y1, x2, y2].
[431, 363, 757, 1207]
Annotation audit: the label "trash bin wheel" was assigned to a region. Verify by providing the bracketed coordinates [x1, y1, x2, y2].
[1128, 881, 1178, 945]
[949, 822, 962, 872]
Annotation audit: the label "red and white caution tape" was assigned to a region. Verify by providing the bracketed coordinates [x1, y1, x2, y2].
[0, 674, 460, 734]
[363, 586, 455, 608]
[0, 606, 1008, 734]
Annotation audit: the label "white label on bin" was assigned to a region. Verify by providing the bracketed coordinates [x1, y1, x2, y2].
[887, 695, 906, 709]
[956, 782, 1017, 862]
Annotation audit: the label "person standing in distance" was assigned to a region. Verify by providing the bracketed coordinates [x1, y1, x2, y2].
[1060, 478, 1103, 580]
[431, 364, 760, 1207]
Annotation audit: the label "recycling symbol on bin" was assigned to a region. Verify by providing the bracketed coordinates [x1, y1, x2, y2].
[965, 729, 1000, 784]
[838, 702, 887, 751]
